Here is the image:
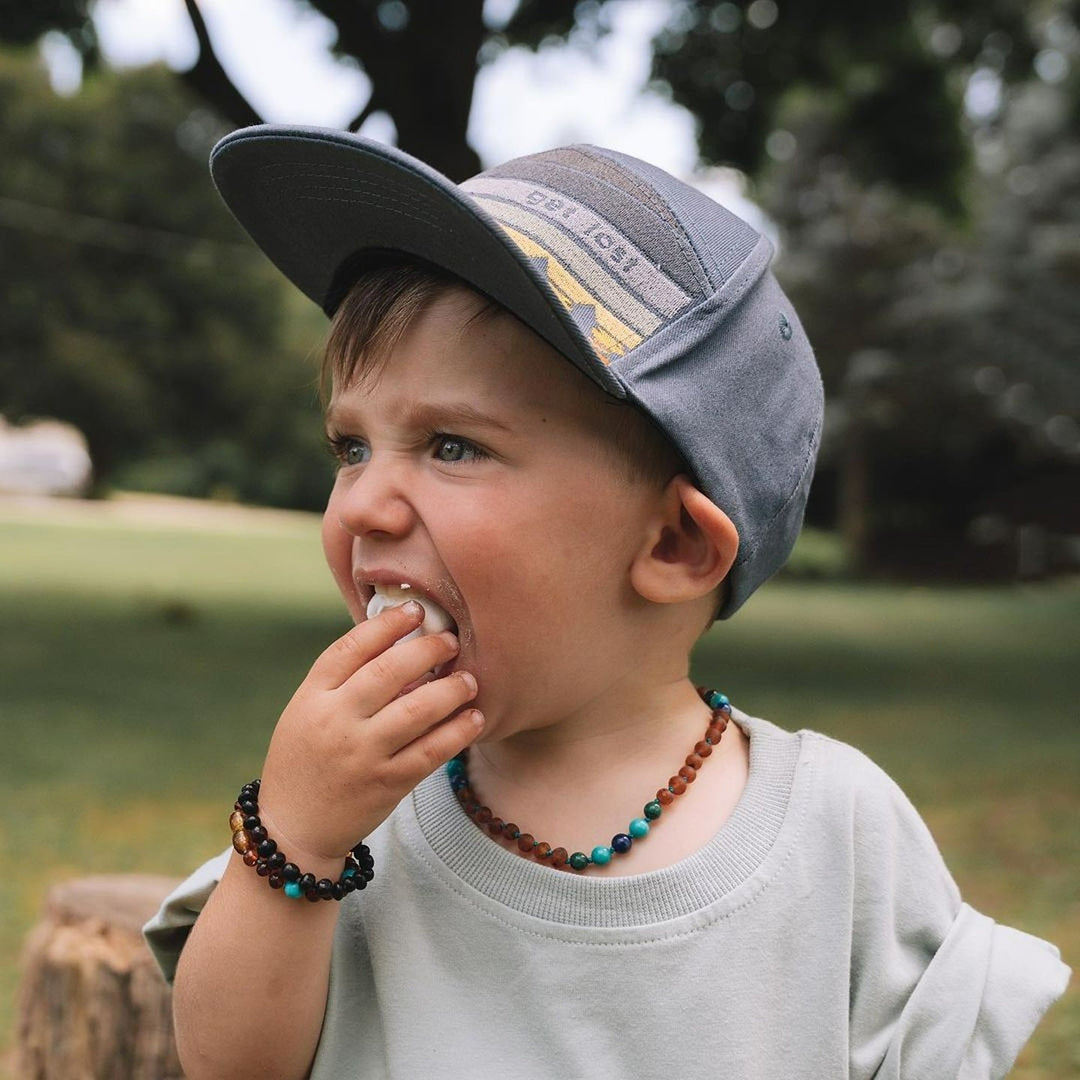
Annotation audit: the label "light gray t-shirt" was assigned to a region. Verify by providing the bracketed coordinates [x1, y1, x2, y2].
[145, 713, 1069, 1078]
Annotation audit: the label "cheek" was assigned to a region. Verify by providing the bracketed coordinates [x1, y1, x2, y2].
[321, 502, 361, 619]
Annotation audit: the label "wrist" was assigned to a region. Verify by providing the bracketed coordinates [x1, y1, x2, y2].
[230, 779, 375, 902]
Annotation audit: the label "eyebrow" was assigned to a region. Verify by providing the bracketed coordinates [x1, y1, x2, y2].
[324, 400, 515, 434]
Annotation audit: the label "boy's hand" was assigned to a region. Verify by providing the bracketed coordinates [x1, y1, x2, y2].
[256, 600, 482, 865]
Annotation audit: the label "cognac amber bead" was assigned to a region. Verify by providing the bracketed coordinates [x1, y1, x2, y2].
[668, 776, 688, 796]
[504, 823, 521, 841]
[705, 724, 725, 744]
[475, 806, 493, 825]
[232, 830, 251, 855]
[656, 788, 675, 805]
[488, 817, 505, 836]
[686, 753, 704, 770]
[534, 842, 553, 859]
[678, 765, 697, 783]
[229, 810, 245, 833]
[550, 847, 569, 868]
[242, 849, 259, 867]
[694, 740, 713, 758]
[517, 833, 535, 853]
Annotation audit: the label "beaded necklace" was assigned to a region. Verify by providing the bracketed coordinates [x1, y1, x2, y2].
[447, 687, 731, 871]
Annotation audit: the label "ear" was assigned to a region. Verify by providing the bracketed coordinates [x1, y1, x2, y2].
[629, 475, 739, 605]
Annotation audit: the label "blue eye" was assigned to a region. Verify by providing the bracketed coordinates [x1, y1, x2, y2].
[344, 440, 369, 466]
[327, 435, 370, 466]
[434, 436, 485, 463]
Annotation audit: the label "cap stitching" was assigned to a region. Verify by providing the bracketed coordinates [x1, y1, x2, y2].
[554, 147, 712, 297]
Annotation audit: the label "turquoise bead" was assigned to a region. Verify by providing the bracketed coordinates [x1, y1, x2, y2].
[342, 866, 356, 878]
[707, 690, 730, 709]
[590, 846, 612, 866]
[628, 818, 650, 838]
[446, 757, 466, 778]
[283, 881, 303, 899]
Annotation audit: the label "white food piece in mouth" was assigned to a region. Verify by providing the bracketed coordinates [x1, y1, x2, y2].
[365, 583, 455, 643]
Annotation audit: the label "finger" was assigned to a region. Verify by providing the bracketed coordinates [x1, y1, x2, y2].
[372, 670, 480, 755]
[341, 630, 461, 714]
[387, 706, 485, 787]
[309, 601, 426, 689]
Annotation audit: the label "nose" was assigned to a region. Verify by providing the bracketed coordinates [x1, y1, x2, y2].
[331, 457, 417, 539]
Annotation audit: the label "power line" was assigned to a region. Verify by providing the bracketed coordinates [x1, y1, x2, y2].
[0, 194, 255, 256]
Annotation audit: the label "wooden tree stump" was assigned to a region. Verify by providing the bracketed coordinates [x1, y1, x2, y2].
[16, 875, 184, 1080]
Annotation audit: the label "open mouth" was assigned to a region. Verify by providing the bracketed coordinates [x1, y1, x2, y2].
[365, 583, 460, 683]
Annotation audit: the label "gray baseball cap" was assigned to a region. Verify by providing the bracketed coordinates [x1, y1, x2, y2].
[209, 125, 823, 617]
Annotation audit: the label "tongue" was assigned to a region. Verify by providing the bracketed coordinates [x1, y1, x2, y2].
[366, 586, 455, 642]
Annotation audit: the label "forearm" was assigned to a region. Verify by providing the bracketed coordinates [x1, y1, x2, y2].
[172, 850, 344, 1080]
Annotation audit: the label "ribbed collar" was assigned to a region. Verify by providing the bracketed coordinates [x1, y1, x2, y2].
[407, 712, 802, 928]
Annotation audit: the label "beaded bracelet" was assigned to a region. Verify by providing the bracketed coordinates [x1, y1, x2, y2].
[229, 779, 374, 901]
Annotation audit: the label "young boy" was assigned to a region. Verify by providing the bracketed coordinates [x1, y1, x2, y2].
[145, 128, 1068, 1079]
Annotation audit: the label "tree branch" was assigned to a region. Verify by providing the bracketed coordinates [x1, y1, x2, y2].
[179, 0, 263, 129]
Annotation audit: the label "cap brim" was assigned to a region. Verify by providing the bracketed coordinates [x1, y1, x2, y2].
[209, 125, 623, 395]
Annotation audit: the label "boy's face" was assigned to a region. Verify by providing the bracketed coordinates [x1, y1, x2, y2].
[321, 287, 665, 737]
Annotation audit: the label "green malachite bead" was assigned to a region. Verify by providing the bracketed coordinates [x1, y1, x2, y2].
[569, 852, 589, 871]
[628, 818, 650, 838]
[644, 800, 663, 820]
[446, 757, 466, 778]
[590, 846, 612, 865]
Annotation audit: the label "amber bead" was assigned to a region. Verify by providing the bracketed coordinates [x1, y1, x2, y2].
[242, 849, 259, 867]
[705, 724, 725, 744]
[229, 810, 245, 833]
[475, 806, 493, 825]
[255, 860, 271, 877]
[488, 817, 505, 836]
[668, 776, 688, 795]
[686, 753, 704, 770]
[232, 830, 251, 854]
[534, 842, 553, 859]
[516, 833, 536, 853]
[504, 823, 521, 841]
[268, 872, 284, 889]
[678, 765, 697, 783]
[694, 740, 713, 758]
[656, 788, 675, 805]
[249, 825, 268, 845]
[550, 847, 569, 868]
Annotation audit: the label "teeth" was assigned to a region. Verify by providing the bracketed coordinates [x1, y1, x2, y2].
[365, 583, 455, 643]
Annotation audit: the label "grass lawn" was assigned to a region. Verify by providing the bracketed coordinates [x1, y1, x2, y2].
[1, 498, 1076, 1078]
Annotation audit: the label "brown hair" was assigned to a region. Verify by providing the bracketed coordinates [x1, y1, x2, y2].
[321, 260, 688, 491]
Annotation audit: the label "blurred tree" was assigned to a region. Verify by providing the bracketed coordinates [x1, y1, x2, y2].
[0, 55, 331, 507]
[0, 0, 1038, 196]
[760, 7, 1080, 576]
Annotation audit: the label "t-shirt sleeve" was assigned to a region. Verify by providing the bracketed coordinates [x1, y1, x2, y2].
[834, 743, 1071, 1079]
[142, 849, 230, 984]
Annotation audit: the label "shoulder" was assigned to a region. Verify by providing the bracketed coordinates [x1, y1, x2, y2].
[740, 713, 957, 888]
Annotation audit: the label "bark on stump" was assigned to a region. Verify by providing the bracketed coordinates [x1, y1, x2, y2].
[16, 875, 183, 1080]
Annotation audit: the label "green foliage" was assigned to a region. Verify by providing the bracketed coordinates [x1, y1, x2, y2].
[0, 54, 333, 508]
[649, 0, 1038, 214]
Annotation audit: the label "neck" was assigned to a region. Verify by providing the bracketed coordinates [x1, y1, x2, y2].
[464, 675, 741, 869]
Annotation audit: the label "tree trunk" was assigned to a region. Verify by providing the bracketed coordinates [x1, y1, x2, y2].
[16, 875, 183, 1080]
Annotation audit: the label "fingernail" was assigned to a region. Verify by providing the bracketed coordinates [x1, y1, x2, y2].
[441, 631, 460, 650]
[458, 671, 477, 693]
[402, 600, 424, 618]
[470, 709, 485, 731]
